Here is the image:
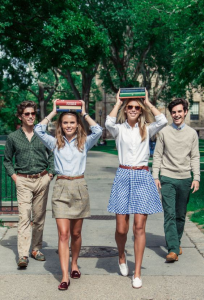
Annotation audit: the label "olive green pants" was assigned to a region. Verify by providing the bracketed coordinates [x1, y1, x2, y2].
[160, 176, 192, 255]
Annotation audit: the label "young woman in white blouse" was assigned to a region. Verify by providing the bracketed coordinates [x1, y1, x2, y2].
[34, 100, 102, 290]
[105, 90, 167, 289]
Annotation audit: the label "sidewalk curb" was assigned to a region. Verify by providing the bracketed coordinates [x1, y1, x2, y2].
[185, 217, 204, 257]
[0, 227, 8, 241]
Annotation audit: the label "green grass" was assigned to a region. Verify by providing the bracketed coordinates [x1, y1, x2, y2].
[190, 210, 204, 227]
[187, 172, 204, 212]
[91, 140, 118, 155]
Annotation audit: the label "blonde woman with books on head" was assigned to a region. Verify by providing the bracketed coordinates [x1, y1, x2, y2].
[34, 100, 102, 291]
[105, 89, 167, 289]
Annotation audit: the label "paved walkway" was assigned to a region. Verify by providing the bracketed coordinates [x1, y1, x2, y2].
[0, 151, 204, 300]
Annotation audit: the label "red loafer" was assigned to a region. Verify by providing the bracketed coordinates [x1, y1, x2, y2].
[70, 270, 81, 279]
[58, 280, 70, 290]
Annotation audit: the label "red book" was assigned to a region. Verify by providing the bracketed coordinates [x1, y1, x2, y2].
[56, 100, 82, 106]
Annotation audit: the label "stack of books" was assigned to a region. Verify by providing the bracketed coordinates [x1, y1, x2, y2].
[119, 88, 145, 100]
[56, 100, 82, 113]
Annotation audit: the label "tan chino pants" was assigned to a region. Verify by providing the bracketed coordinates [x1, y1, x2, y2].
[16, 173, 51, 257]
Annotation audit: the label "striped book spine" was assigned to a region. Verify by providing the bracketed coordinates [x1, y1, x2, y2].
[56, 109, 82, 113]
[56, 100, 82, 106]
[120, 88, 145, 93]
[57, 106, 82, 109]
[120, 93, 145, 97]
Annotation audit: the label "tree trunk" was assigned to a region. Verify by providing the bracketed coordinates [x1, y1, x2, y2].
[82, 71, 94, 113]
[38, 83, 45, 120]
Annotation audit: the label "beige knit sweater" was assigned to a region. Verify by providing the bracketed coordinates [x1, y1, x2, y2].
[152, 124, 200, 181]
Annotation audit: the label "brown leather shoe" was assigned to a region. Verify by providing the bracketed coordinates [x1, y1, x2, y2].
[166, 252, 178, 262]
[179, 247, 182, 255]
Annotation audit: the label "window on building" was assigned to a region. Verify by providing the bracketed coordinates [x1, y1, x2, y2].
[190, 102, 199, 120]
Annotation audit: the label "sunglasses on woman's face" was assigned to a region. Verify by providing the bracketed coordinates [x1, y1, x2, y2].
[126, 105, 141, 111]
[22, 112, 36, 117]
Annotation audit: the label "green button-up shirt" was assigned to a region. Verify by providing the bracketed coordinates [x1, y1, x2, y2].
[3, 127, 54, 176]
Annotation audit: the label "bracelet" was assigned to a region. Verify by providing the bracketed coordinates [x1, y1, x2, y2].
[45, 117, 50, 122]
[83, 113, 89, 119]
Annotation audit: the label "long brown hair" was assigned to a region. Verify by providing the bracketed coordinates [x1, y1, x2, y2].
[55, 112, 87, 151]
[117, 99, 155, 142]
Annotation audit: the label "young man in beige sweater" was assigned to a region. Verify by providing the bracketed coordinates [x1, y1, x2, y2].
[152, 98, 200, 262]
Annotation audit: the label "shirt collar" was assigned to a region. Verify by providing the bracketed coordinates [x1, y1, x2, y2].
[63, 135, 77, 143]
[125, 120, 139, 128]
[171, 123, 185, 130]
[19, 126, 36, 137]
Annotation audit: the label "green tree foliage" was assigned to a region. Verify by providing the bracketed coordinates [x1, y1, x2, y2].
[1, 0, 203, 117]
[0, 0, 108, 113]
[168, 0, 204, 93]
[80, 0, 176, 104]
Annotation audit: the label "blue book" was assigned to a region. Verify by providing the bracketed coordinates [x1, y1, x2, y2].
[120, 88, 145, 93]
[56, 109, 82, 113]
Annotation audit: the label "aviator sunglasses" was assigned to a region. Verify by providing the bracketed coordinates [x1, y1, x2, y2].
[126, 105, 141, 111]
[22, 112, 36, 117]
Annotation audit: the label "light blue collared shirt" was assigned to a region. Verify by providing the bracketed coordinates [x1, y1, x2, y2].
[34, 123, 102, 176]
[171, 123, 186, 130]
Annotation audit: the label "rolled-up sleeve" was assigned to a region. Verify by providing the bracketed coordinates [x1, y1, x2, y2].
[34, 123, 56, 151]
[105, 115, 120, 138]
[86, 124, 103, 151]
[148, 114, 168, 138]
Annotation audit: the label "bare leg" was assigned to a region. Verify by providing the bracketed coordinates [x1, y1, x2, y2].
[70, 218, 83, 272]
[133, 214, 147, 278]
[56, 218, 70, 283]
[115, 214, 129, 264]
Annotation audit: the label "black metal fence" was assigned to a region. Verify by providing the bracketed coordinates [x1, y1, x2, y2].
[0, 153, 17, 212]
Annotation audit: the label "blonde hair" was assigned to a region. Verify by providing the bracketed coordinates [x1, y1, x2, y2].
[117, 99, 155, 142]
[55, 112, 87, 151]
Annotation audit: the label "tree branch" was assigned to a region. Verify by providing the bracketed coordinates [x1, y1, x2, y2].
[27, 88, 38, 98]
[133, 40, 154, 80]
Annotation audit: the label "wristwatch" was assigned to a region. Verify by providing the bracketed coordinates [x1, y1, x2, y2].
[83, 113, 89, 119]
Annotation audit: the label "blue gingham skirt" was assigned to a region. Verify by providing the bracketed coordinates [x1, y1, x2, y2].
[107, 167, 163, 215]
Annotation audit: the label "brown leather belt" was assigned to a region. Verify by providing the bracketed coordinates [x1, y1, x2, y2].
[17, 170, 48, 178]
[57, 175, 84, 181]
[119, 165, 149, 171]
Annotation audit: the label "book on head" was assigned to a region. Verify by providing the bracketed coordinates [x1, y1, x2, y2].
[56, 100, 82, 106]
[119, 87, 145, 100]
[56, 109, 82, 113]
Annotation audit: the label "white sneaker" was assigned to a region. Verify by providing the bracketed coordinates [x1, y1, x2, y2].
[132, 275, 142, 289]
[118, 253, 129, 276]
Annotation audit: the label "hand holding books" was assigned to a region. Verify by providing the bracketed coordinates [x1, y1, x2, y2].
[116, 89, 123, 108]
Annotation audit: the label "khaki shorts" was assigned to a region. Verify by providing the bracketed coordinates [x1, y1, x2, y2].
[52, 177, 90, 219]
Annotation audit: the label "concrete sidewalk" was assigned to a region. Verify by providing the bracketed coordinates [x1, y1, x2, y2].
[0, 151, 204, 300]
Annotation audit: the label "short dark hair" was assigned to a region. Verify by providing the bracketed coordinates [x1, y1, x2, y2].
[168, 98, 188, 113]
[17, 101, 37, 117]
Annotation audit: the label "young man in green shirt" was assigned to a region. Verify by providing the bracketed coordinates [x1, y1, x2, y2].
[152, 98, 200, 262]
[4, 101, 54, 268]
